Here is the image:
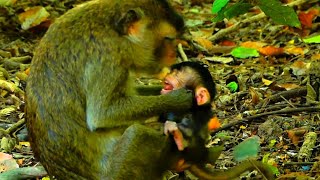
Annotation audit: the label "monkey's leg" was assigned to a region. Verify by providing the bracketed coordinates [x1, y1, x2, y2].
[106, 124, 175, 180]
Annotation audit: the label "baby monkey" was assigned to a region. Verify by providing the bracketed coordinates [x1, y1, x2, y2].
[160, 61, 216, 168]
[159, 61, 275, 180]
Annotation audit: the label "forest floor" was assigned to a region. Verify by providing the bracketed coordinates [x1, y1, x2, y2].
[0, 0, 319, 179]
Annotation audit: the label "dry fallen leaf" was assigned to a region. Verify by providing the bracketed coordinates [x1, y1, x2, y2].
[18, 6, 50, 30]
[259, 46, 284, 56]
[311, 54, 320, 61]
[249, 87, 260, 105]
[219, 40, 236, 46]
[298, 9, 320, 29]
[284, 47, 307, 56]
[277, 83, 300, 90]
[240, 41, 266, 49]
[204, 56, 233, 64]
[287, 128, 307, 146]
[194, 38, 213, 50]
[262, 78, 273, 86]
[290, 60, 311, 76]
[19, 142, 30, 147]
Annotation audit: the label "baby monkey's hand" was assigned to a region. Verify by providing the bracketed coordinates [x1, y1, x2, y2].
[164, 121, 187, 151]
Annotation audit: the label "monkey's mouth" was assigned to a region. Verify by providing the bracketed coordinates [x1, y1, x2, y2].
[164, 81, 174, 90]
[161, 81, 174, 94]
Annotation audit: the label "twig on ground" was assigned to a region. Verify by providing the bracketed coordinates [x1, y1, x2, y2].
[0, 119, 25, 135]
[258, 87, 307, 108]
[211, 106, 320, 135]
[178, 43, 188, 62]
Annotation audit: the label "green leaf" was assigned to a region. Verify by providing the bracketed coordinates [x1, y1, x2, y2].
[227, 81, 238, 93]
[233, 136, 260, 162]
[224, 2, 252, 19]
[257, 0, 300, 28]
[215, 132, 232, 140]
[303, 35, 320, 44]
[212, 5, 228, 22]
[231, 47, 259, 58]
[212, 0, 229, 14]
[268, 139, 277, 148]
[262, 153, 270, 163]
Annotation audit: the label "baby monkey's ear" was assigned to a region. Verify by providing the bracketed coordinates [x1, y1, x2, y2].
[195, 87, 210, 106]
[115, 8, 145, 36]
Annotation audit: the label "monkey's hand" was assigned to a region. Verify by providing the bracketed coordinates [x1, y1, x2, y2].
[173, 159, 192, 172]
[164, 121, 188, 151]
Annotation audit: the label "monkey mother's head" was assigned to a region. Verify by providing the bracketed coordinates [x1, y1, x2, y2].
[111, 0, 185, 75]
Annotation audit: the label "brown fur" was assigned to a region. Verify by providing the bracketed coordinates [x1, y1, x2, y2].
[26, 0, 191, 179]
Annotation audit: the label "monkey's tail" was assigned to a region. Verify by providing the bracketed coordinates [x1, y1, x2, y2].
[189, 160, 275, 180]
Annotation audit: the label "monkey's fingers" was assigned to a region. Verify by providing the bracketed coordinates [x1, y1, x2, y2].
[164, 121, 178, 135]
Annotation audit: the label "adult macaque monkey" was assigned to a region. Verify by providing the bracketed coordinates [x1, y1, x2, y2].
[26, 0, 193, 179]
[160, 62, 275, 180]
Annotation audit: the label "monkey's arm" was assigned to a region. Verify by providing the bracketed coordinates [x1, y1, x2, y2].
[135, 85, 162, 96]
[86, 89, 192, 131]
[84, 64, 193, 131]
[189, 160, 275, 180]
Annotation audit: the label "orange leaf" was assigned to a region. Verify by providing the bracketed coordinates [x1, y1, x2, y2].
[208, 116, 221, 131]
[17, 159, 24, 166]
[194, 38, 213, 50]
[259, 46, 284, 56]
[219, 40, 236, 46]
[298, 9, 319, 29]
[287, 129, 306, 146]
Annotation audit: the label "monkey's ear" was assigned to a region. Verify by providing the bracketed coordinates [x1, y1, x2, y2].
[115, 8, 144, 35]
[195, 87, 210, 106]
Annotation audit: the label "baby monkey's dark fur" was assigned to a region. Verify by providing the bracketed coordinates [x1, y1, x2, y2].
[160, 62, 275, 180]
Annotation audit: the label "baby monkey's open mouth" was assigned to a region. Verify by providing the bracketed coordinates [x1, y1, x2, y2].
[161, 79, 174, 94]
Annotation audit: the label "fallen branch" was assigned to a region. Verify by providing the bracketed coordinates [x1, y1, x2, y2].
[258, 87, 307, 108]
[208, 0, 310, 41]
[211, 106, 320, 135]
[178, 43, 188, 62]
